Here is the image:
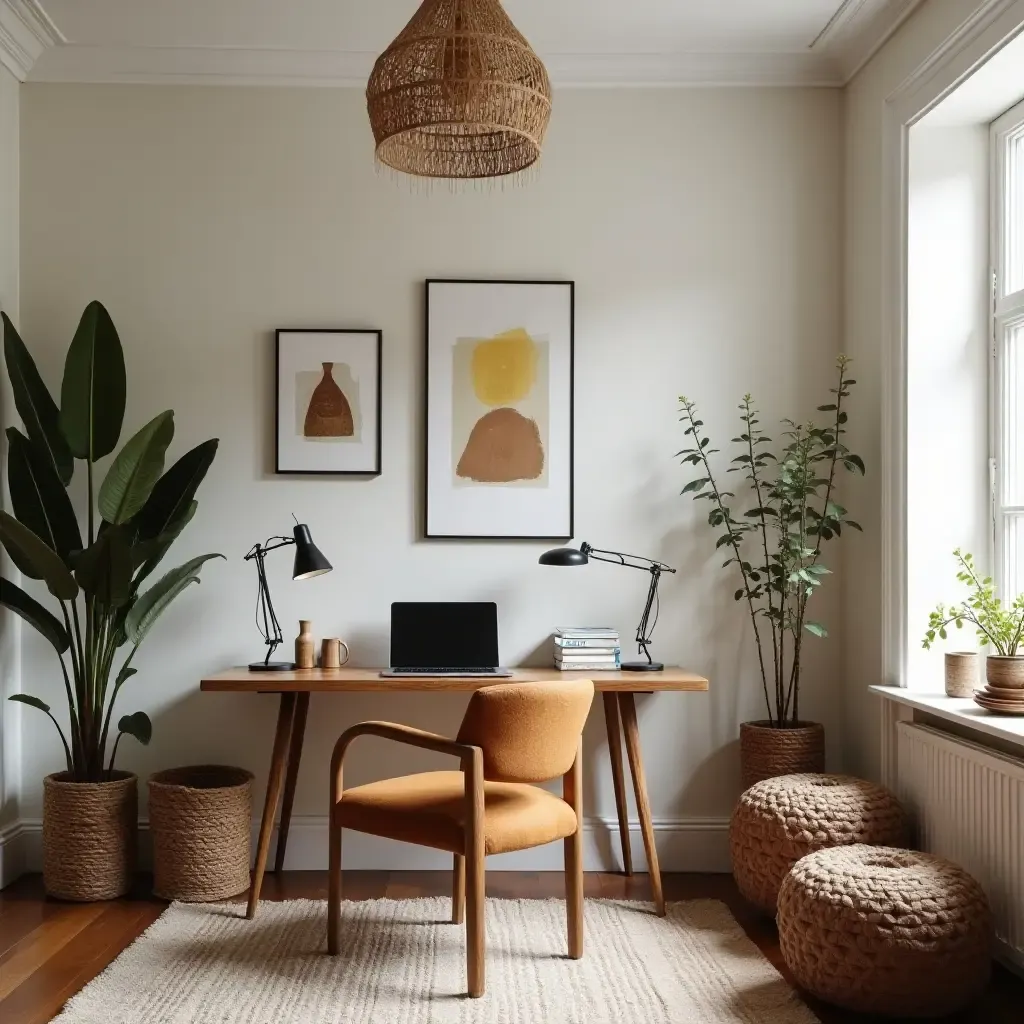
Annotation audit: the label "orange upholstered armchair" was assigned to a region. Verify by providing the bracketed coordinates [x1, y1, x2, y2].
[327, 677, 595, 998]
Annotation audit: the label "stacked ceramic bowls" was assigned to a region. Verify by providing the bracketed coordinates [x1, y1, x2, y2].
[974, 656, 1024, 715]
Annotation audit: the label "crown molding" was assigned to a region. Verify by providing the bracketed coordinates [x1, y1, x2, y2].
[0, 0, 61, 81]
[812, 0, 927, 82]
[26, 44, 845, 89]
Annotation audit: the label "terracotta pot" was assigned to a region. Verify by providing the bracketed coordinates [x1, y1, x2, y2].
[985, 656, 1024, 689]
[43, 771, 137, 901]
[739, 721, 825, 790]
[944, 652, 979, 698]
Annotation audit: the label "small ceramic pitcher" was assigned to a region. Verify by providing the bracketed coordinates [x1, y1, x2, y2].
[320, 638, 351, 669]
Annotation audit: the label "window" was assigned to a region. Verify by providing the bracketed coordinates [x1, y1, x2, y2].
[993, 97, 1024, 599]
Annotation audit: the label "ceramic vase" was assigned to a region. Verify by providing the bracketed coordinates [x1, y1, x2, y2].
[295, 620, 315, 669]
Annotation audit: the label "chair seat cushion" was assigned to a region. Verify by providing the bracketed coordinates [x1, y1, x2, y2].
[338, 771, 578, 855]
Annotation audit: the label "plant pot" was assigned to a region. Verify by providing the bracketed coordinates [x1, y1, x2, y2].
[739, 721, 825, 790]
[945, 652, 979, 698]
[43, 771, 137, 901]
[986, 656, 1024, 689]
[148, 765, 253, 902]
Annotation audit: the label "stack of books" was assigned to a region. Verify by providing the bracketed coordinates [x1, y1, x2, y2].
[553, 627, 621, 671]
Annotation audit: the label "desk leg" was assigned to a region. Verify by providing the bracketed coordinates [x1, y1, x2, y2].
[619, 693, 665, 917]
[247, 692, 297, 920]
[274, 692, 310, 873]
[602, 693, 633, 876]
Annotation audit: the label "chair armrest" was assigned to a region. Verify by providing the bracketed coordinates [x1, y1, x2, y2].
[337, 721, 477, 761]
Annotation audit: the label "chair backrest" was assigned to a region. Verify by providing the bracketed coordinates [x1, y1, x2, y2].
[456, 677, 595, 783]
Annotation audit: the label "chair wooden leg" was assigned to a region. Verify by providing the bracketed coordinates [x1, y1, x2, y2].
[564, 740, 584, 959]
[452, 854, 465, 925]
[465, 750, 486, 998]
[327, 823, 342, 955]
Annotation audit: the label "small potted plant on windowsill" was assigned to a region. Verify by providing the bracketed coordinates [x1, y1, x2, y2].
[678, 356, 864, 789]
[1, 303, 223, 901]
[923, 549, 1024, 690]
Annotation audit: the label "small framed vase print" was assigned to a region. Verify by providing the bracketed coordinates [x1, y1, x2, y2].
[275, 329, 382, 476]
[425, 280, 574, 539]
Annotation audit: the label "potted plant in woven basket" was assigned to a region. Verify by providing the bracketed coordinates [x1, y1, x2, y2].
[0, 304, 222, 900]
[679, 356, 864, 788]
[923, 550, 1024, 690]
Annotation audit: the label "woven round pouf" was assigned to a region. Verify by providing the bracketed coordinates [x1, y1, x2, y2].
[43, 771, 138, 901]
[730, 773, 908, 913]
[149, 766, 253, 902]
[778, 845, 993, 1017]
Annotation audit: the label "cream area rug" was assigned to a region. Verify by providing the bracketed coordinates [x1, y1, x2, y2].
[56, 898, 819, 1024]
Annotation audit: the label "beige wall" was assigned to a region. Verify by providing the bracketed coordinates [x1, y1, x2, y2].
[16, 84, 843, 868]
[842, 0, 997, 779]
[0, 65, 19, 833]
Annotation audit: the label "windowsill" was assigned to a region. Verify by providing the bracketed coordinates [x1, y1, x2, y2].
[871, 686, 1024, 749]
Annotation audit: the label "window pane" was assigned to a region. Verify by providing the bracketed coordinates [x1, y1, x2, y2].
[1002, 321, 1024, 504]
[1003, 514, 1024, 602]
[1008, 127, 1024, 295]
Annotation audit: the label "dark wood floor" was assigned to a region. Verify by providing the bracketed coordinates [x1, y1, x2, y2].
[1, 871, 1020, 1023]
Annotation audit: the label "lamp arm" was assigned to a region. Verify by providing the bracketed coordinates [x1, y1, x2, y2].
[246, 537, 295, 668]
[633, 567, 663, 665]
[582, 543, 676, 575]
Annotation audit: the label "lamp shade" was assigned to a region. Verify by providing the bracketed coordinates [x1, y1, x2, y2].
[292, 524, 332, 580]
[538, 546, 588, 567]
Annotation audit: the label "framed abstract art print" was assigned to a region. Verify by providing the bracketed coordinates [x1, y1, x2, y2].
[275, 329, 382, 476]
[424, 280, 574, 539]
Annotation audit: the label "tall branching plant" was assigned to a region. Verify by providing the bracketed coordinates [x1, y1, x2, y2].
[678, 356, 864, 727]
[0, 303, 223, 781]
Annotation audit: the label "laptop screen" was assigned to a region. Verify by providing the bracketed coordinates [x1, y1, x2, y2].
[390, 602, 499, 669]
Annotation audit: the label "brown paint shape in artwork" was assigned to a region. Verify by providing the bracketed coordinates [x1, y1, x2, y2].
[456, 407, 544, 483]
[304, 363, 354, 438]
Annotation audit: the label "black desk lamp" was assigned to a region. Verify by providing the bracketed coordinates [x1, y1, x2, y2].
[245, 521, 332, 672]
[539, 542, 677, 671]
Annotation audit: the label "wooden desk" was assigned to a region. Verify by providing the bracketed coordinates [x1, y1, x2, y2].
[201, 667, 708, 919]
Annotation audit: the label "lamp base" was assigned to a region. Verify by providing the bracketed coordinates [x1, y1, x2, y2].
[249, 661, 297, 672]
[621, 661, 665, 672]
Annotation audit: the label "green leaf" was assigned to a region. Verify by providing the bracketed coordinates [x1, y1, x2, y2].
[126, 553, 224, 646]
[0, 577, 70, 652]
[132, 440, 218, 543]
[845, 520, 863, 531]
[804, 622, 828, 638]
[0, 510, 78, 600]
[6, 428, 82, 564]
[117, 711, 152, 746]
[73, 528, 134, 608]
[133, 500, 197, 585]
[115, 665, 138, 689]
[59, 301, 127, 461]
[844, 454, 866, 475]
[9, 693, 51, 713]
[98, 411, 175, 525]
[681, 478, 709, 495]
[3, 313, 73, 485]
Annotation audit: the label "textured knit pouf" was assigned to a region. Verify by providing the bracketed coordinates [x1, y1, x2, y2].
[730, 773, 909, 913]
[778, 845, 993, 1018]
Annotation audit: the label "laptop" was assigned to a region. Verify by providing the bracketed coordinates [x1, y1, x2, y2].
[380, 602, 513, 678]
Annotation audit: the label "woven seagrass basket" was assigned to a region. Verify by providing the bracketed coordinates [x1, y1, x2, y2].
[149, 765, 253, 902]
[43, 771, 137, 901]
[740, 720, 825, 789]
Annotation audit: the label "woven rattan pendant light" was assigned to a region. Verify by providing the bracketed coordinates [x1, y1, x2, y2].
[367, 0, 552, 180]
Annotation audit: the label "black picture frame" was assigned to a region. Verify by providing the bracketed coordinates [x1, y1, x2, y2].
[424, 279, 575, 540]
[275, 328, 383, 477]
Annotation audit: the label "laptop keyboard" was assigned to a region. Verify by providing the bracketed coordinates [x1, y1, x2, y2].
[394, 667, 498, 675]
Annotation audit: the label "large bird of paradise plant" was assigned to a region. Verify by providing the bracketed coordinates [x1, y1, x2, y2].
[1, 302, 222, 781]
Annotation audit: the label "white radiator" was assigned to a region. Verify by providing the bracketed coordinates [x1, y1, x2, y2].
[896, 722, 1024, 970]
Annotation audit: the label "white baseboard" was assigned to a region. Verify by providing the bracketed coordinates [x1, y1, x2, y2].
[1, 815, 731, 884]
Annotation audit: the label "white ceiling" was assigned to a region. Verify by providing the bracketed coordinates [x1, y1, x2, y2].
[0, 0, 925, 87]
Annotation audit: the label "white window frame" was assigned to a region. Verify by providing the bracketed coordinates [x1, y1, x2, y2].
[992, 96, 1024, 601]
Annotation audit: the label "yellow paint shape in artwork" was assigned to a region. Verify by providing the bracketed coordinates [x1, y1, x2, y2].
[471, 328, 538, 406]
